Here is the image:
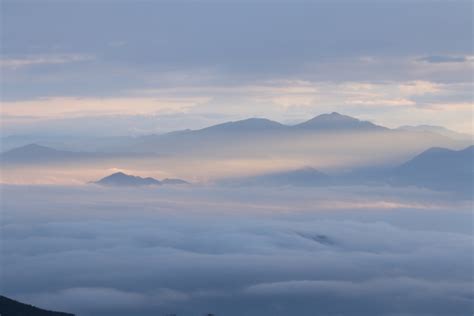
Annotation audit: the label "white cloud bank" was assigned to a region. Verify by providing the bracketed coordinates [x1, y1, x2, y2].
[1, 184, 472, 316]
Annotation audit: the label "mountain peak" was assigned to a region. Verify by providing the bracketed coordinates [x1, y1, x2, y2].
[198, 118, 285, 133]
[5, 143, 58, 153]
[94, 172, 189, 187]
[1, 143, 76, 163]
[294, 113, 384, 131]
[95, 172, 162, 187]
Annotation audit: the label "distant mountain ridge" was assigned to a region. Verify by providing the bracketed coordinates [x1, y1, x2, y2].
[2, 113, 471, 177]
[94, 172, 188, 187]
[198, 118, 286, 133]
[225, 167, 331, 187]
[222, 145, 473, 196]
[133, 112, 468, 155]
[180, 112, 385, 134]
[0, 144, 78, 163]
[293, 112, 386, 131]
[0, 143, 158, 164]
[388, 145, 473, 193]
[0, 295, 74, 316]
[397, 125, 472, 141]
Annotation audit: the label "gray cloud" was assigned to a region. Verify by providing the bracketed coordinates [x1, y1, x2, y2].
[418, 55, 468, 63]
[1, 184, 472, 315]
[2, 1, 473, 101]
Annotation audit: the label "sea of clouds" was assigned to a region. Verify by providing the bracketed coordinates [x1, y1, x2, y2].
[1, 184, 472, 316]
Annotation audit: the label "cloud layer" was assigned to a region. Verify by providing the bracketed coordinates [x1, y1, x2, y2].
[1, 1, 473, 135]
[1, 184, 472, 315]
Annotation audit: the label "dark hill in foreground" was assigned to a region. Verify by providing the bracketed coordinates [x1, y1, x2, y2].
[0, 295, 74, 316]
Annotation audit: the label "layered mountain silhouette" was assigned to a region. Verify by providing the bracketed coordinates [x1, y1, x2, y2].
[387, 145, 473, 193]
[0, 295, 74, 316]
[94, 172, 188, 187]
[161, 112, 384, 136]
[0, 144, 79, 163]
[397, 125, 472, 141]
[2, 114, 472, 188]
[0, 143, 157, 164]
[132, 112, 467, 157]
[226, 167, 331, 187]
[222, 145, 473, 195]
[3, 113, 470, 162]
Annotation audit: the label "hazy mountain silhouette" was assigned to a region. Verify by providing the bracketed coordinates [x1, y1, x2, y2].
[0, 144, 79, 163]
[221, 145, 473, 195]
[161, 178, 190, 185]
[388, 145, 473, 193]
[0, 295, 74, 316]
[225, 167, 331, 187]
[95, 172, 189, 187]
[133, 112, 466, 157]
[0, 143, 158, 165]
[165, 112, 384, 135]
[197, 118, 286, 133]
[397, 125, 472, 141]
[95, 172, 162, 186]
[2, 114, 471, 175]
[293, 112, 386, 131]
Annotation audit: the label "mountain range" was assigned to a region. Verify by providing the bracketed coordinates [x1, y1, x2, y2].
[2, 112, 472, 194]
[130, 112, 469, 158]
[388, 145, 473, 194]
[0, 144, 158, 165]
[224, 145, 473, 195]
[2, 113, 470, 160]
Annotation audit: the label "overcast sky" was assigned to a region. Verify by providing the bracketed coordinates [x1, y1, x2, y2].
[1, 0, 473, 136]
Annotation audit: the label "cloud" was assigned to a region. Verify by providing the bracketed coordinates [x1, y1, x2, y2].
[1, 96, 210, 120]
[4, 78, 472, 137]
[0, 54, 94, 69]
[1, 184, 472, 316]
[417, 55, 468, 64]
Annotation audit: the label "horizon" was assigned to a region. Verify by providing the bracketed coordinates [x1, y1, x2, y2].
[1, 111, 472, 139]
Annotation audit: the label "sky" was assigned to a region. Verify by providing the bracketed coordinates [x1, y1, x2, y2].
[1, 0, 473, 137]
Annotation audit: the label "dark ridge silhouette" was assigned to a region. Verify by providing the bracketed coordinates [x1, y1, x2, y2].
[95, 172, 162, 186]
[94, 172, 189, 187]
[0, 295, 74, 316]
